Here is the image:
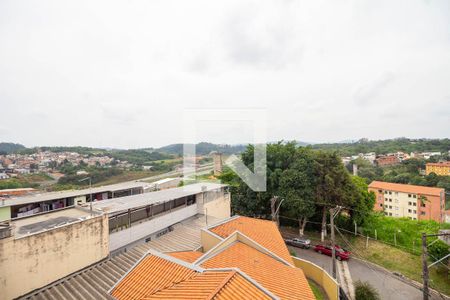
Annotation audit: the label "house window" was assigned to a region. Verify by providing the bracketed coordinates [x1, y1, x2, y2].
[421, 211, 426, 216]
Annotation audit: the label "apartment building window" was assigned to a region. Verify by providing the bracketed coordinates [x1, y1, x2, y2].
[413, 202, 417, 206]
[389, 213, 392, 216]
[379, 203, 383, 207]
[408, 201, 412, 206]
[421, 211, 426, 216]
[413, 210, 416, 214]
[413, 217, 417, 220]
[413, 195, 417, 198]
[389, 205, 392, 209]
[389, 191, 392, 195]
[408, 209, 412, 213]
[408, 194, 412, 198]
[379, 190, 382, 193]
[384, 191, 388, 194]
[421, 203, 426, 208]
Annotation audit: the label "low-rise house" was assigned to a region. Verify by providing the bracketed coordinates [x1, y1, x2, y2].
[375, 155, 400, 167]
[109, 216, 319, 300]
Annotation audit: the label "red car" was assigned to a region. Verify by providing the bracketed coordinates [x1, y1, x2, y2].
[313, 244, 351, 261]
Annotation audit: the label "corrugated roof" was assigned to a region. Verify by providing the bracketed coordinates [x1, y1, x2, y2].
[91, 183, 227, 215]
[200, 242, 315, 300]
[368, 181, 444, 197]
[2, 181, 149, 207]
[208, 216, 293, 263]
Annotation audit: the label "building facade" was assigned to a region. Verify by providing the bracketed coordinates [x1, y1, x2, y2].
[369, 181, 445, 222]
[375, 155, 400, 167]
[0, 208, 109, 300]
[426, 161, 450, 176]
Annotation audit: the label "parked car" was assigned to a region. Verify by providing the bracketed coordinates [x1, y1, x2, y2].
[313, 244, 351, 260]
[284, 237, 311, 249]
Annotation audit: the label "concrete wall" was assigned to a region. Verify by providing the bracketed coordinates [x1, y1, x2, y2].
[196, 188, 230, 222]
[0, 214, 109, 300]
[109, 204, 198, 251]
[0, 206, 11, 222]
[200, 229, 223, 252]
[202, 193, 230, 221]
[292, 256, 339, 300]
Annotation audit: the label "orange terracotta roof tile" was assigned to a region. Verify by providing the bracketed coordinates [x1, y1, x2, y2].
[143, 270, 271, 300]
[369, 181, 444, 197]
[426, 161, 450, 167]
[111, 254, 273, 300]
[201, 242, 315, 300]
[168, 251, 204, 263]
[209, 216, 293, 263]
[110, 255, 196, 300]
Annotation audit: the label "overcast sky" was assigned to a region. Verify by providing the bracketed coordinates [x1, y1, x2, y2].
[0, 0, 449, 148]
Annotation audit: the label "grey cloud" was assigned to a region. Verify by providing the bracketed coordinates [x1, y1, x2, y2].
[353, 72, 395, 106]
[222, 6, 302, 69]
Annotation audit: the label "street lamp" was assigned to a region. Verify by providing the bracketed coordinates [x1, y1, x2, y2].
[79, 177, 92, 214]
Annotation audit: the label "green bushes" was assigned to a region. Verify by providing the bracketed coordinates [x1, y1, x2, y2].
[360, 213, 450, 254]
[354, 280, 380, 300]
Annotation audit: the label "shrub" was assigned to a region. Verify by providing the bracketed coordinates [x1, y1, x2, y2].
[354, 280, 380, 300]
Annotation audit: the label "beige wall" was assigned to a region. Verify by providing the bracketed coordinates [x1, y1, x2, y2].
[200, 229, 223, 252]
[199, 190, 231, 221]
[0, 214, 109, 300]
[0, 206, 11, 222]
[292, 256, 339, 300]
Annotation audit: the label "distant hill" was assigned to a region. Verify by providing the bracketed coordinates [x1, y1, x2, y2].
[0, 142, 26, 154]
[156, 142, 247, 155]
[311, 138, 450, 156]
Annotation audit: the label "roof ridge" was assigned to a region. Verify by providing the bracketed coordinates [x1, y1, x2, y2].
[205, 270, 237, 300]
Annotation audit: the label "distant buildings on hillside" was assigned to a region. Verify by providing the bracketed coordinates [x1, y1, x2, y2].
[426, 161, 450, 176]
[343, 150, 449, 169]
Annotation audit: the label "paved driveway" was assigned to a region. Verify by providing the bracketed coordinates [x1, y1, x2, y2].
[289, 246, 425, 300]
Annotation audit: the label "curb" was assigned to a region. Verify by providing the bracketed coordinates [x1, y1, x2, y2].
[351, 256, 449, 300]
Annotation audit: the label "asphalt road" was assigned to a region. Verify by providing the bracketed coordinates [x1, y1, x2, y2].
[289, 246, 425, 300]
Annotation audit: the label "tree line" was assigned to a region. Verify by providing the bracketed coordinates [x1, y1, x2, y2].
[218, 142, 376, 240]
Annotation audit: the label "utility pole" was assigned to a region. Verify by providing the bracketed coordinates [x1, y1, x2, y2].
[422, 232, 429, 300]
[421, 232, 450, 300]
[330, 206, 341, 279]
